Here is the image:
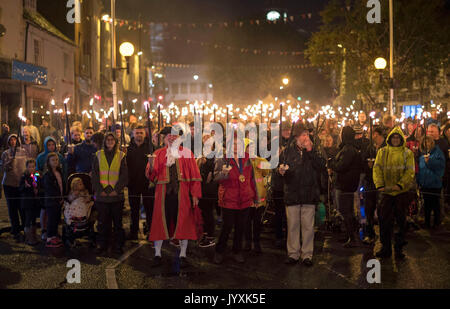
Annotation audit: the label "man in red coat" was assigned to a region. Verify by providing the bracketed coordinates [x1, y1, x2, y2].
[213, 134, 256, 264]
[146, 126, 202, 268]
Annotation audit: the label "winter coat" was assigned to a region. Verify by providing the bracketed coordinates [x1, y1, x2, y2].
[279, 143, 326, 206]
[19, 171, 42, 210]
[1, 135, 27, 188]
[329, 127, 362, 193]
[199, 157, 218, 199]
[36, 136, 67, 178]
[418, 146, 445, 189]
[43, 168, 66, 209]
[270, 136, 289, 193]
[126, 138, 152, 191]
[214, 154, 256, 210]
[21, 138, 40, 159]
[91, 135, 128, 204]
[67, 140, 97, 174]
[373, 127, 415, 196]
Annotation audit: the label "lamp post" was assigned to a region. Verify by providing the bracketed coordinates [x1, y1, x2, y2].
[389, 0, 395, 116]
[374, 57, 388, 112]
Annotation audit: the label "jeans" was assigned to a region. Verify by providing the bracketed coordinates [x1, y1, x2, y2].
[378, 193, 408, 252]
[336, 189, 358, 239]
[3, 185, 24, 235]
[421, 188, 441, 227]
[128, 187, 154, 235]
[216, 207, 250, 254]
[96, 201, 125, 249]
[245, 207, 265, 245]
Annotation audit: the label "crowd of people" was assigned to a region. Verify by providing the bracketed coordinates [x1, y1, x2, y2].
[0, 107, 449, 268]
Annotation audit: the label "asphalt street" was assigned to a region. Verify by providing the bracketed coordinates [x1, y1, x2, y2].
[0, 196, 449, 289]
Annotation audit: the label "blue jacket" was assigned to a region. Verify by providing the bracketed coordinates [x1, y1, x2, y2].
[67, 140, 97, 173]
[36, 136, 67, 178]
[418, 146, 445, 189]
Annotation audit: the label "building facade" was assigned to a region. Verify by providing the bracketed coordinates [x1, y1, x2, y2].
[0, 0, 75, 129]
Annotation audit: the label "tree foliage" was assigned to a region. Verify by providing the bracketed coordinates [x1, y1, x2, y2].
[306, 0, 450, 107]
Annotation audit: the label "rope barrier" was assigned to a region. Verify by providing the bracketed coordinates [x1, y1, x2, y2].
[1, 188, 447, 201]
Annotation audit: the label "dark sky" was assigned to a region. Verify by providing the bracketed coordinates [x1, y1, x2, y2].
[107, 0, 330, 64]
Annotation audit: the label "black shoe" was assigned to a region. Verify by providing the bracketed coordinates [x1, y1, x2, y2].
[232, 253, 245, 263]
[285, 257, 299, 265]
[198, 237, 216, 248]
[214, 252, 224, 264]
[302, 258, 313, 267]
[152, 256, 162, 267]
[375, 248, 392, 259]
[179, 257, 190, 269]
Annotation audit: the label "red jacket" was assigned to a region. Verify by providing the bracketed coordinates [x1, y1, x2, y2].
[214, 154, 256, 210]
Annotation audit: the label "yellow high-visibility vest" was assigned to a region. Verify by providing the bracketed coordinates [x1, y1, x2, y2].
[97, 150, 125, 189]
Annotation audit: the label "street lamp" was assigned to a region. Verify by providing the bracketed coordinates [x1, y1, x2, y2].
[282, 78, 289, 86]
[119, 42, 135, 74]
[374, 57, 387, 70]
[193, 75, 199, 81]
[374, 57, 391, 112]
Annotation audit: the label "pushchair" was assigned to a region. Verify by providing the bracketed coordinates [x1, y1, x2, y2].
[62, 173, 96, 248]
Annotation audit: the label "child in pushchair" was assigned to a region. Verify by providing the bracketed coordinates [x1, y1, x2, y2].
[62, 173, 96, 248]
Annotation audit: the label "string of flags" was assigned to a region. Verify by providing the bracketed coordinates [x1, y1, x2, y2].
[168, 36, 305, 56]
[152, 61, 333, 70]
[98, 12, 319, 32]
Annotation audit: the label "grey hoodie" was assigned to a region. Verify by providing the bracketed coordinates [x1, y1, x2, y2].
[1, 135, 27, 187]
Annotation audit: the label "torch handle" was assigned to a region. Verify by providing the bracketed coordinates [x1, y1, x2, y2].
[63, 103, 72, 145]
[146, 104, 154, 155]
[118, 103, 125, 147]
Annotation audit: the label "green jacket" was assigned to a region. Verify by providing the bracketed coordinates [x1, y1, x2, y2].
[373, 126, 415, 196]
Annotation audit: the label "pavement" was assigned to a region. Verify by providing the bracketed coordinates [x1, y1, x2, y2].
[1, 195, 450, 289]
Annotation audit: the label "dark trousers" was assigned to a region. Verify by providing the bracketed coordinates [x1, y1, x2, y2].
[245, 207, 265, 245]
[363, 190, 378, 238]
[3, 185, 24, 235]
[165, 194, 179, 237]
[96, 201, 125, 249]
[379, 193, 408, 252]
[216, 207, 250, 254]
[199, 198, 215, 237]
[421, 188, 441, 227]
[336, 189, 357, 239]
[273, 190, 286, 240]
[128, 186, 154, 234]
[46, 203, 62, 238]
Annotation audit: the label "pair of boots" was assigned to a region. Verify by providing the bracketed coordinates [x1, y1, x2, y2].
[24, 226, 39, 246]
